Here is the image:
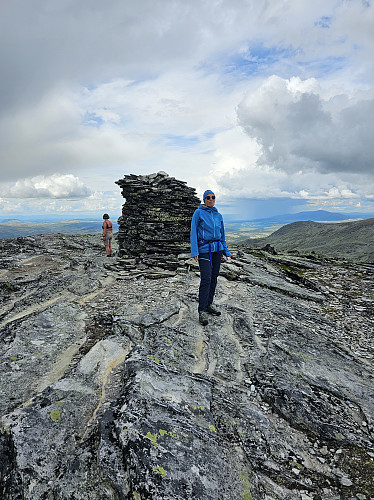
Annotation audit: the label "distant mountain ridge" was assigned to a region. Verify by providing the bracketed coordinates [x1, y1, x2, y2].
[0, 220, 118, 239]
[224, 209, 374, 241]
[241, 217, 374, 263]
[227, 209, 374, 224]
[251, 209, 373, 222]
[1, 210, 374, 241]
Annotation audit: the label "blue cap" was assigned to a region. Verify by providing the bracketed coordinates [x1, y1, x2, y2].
[203, 190, 214, 202]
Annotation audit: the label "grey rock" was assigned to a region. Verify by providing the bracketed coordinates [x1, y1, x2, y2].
[0, 234, 373, 499]
[340, 476, 353, 487]
[115, 172, 200, 266]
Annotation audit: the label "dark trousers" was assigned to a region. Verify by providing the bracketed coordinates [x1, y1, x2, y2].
[198, 251, 223, 312]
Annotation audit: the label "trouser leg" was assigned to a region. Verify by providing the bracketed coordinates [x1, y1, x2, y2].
[208, 251, 223, 306]
[198, 253, 211, 312]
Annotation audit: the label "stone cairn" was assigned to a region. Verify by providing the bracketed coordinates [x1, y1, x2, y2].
[115, 171, 201, 272]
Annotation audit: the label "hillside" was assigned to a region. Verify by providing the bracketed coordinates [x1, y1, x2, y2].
[0, 234, 373, 499]
[240, 217, 374, 263]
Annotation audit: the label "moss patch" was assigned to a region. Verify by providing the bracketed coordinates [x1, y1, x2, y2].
[336, 446, 374, 496]
[146, 355, 160, 364]
[153, 466, 167, 478]
[146, 432, 158, 448]
[240, 471, 253, 500]
[50, 410, 61, 422]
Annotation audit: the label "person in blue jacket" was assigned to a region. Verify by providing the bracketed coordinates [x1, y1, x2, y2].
[190, 189, 232, 325]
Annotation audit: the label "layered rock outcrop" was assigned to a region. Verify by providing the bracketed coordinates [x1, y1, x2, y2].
[0, 235, 373, 499]
[115, 172, 200, 268]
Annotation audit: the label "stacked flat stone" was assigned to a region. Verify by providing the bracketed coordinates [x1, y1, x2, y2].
[115, 171, 200, 267]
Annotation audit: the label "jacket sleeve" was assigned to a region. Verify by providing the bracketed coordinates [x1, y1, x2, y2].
[190, 209, 200, 257]
[220, 219, 232, 257]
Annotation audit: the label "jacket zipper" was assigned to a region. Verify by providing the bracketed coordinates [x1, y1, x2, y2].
[211, 211, 216, 252]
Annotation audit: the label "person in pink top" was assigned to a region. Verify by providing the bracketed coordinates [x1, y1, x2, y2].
[102, 213, 113, 257]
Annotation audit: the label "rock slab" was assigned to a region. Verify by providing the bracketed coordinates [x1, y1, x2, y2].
[0, 235, 373, 499]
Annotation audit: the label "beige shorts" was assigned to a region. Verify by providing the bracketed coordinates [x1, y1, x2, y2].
[104, 232, 113, 245]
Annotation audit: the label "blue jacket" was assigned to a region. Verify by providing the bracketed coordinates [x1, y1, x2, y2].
[190, 205, 232, 257]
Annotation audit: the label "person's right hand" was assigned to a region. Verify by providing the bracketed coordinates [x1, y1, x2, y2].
[194, 256, 199, 262]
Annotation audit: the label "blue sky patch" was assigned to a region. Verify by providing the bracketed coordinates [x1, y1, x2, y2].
[298, 55, 346, 78]
[83, 112, 104, 127]
[314, 16, 332, 29]
[161, 134, 200, 148]
[202, 42, 298, 80]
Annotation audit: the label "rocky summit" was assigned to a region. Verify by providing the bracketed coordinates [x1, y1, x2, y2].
[0, 235, 373, 499]
[115, 172, 200, 269]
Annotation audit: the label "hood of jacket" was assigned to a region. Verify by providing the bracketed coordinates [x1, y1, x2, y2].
[199, 204, 218, 213]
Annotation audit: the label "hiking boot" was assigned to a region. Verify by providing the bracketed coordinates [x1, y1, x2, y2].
[207, 304, 221, 316]
[199, 311, 209, 326]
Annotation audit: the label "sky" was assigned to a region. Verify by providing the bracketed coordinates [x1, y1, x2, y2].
[1, 0, 374, 221]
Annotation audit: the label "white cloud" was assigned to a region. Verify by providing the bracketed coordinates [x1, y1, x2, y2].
[4, 174, 91, 199]
[0, 87, 158, 182]
[0, 191, 124, 218]
[237, 75, 374, 176]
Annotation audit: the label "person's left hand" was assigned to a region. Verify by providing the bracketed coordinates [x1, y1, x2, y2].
[226, 256, 232, 263]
